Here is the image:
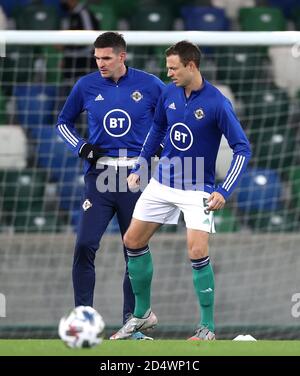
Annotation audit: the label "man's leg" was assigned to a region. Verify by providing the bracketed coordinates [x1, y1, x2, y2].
[124, 218, 160, 317]
[73, 173, 114, 307]
[115, 189, 142, 324]
[110, 218, 160, 339]
[187, 229, 215, 338]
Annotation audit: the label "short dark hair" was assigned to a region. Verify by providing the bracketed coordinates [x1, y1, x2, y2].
[94, 32, 126, 53]
[165, 41, 201, 68]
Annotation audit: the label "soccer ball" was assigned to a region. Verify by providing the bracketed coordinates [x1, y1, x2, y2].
[58, 306, 105, 348]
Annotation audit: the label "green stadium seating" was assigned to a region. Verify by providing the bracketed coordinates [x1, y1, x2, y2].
[239, 7, 286, 31]
[88, 4, 117, 30]
[101, 0, 138, 19]
[14, 3, 59, 30]
[247, 210, 299, 232]
[242, 85, 290, 135]
[1, 46, 37, 95]
[214, 208, 240, 233]
[0, 170, 46, 214]
[291, 6, 300, 30]
[130, 5, 173, 30]
[216, 47, 267, 94]
[43, 46, 63, 84]
[13, 212, 64, 233]
[153, 45, 169, 81]
[253, 127, 296, 170]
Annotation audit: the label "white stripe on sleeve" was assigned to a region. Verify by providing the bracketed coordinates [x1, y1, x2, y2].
[222, 155, 245, 191]
[58, 124, 78, 147]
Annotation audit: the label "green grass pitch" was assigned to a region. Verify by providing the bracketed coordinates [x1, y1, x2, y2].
[0, 339, 300, 356]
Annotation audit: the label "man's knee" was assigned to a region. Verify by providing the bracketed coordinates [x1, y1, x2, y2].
[74, 239, 98, 261]
[189, 245, 208, 259]
[123, 230, 145, 249]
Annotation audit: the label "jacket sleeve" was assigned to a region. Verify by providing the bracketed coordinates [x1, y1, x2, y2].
[215, 98, 252, 200]
[55, 80, 86, 156]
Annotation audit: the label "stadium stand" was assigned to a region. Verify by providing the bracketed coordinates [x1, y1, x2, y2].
[211, 0, 255, 19]
[239, 6, 286, 31]
[269, 46, 300, 98]
[0, 126, 27, 169]
[130, 4, 173, 30]
[237, 167, 283, 212]
[14, 1, 59, 30]
[266, 0, 299, 19]
[180, 5, 230, 31]
[88, 4, 117, 30]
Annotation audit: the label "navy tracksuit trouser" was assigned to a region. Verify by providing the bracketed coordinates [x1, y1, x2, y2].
[73, 166, 142, 324]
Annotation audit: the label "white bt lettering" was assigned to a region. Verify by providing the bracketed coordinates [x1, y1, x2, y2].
[174, 130, 188, 143]
[109, 118, 126, 129]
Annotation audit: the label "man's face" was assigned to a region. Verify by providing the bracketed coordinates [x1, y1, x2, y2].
[166, 54, 192, 87]
[94, 47, 126, 80]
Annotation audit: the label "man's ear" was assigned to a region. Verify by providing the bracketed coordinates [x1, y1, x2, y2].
[120, 51, 127, 63]
[188, 61, 195, 71]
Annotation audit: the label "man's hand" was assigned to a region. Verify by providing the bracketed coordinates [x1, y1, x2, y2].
[79, 143, 106, 164]
[154, 143, 164, 159]
[207, 192, 226, 211]
[127, 173, 140, 190]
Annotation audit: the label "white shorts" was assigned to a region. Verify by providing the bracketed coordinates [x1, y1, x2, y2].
[133, 179, 216, 233]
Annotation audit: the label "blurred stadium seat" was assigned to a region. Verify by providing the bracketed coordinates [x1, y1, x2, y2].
[266, 0, 299, 19]
[0, 126, 27, 169]
[290, 5, 300, 30]
[42, 46, 63, 84]
[237, 168, 283, 212]
[247, 209, 299, 232]
[14, 84, 57, 132]
[0, 5, 7, 29]
[130, 4, 173, 30]
[34, 126, 80, 182]
[239, 6, 286, 31]
[211, 0, 255, 19]
[181, 6, 230, 31]
[215, 46, 267, 94]
[269, 46, 300, 98]
[0, 0, 30, 18]
[0, 169, 46, 215]
[14, 2, 59, 30]
[242, 84, 290, 133]
[214, 207, 240, 232]
[101, 0, 138, 20]
[12, 209, 64, 233]
[253, 127, 296, 170]
[1, 47, 37, 95]
[88, 4, 117, 30]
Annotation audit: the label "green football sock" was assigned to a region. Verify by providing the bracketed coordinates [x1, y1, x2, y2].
[128, 252, 153, 318]
[192, 263, 215, 332]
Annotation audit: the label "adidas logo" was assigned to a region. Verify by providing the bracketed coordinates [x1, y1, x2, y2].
[203, 218, 210, 225]
[168, 102, 176, 110]
[95, 94, 104, 101]
[87, 151, 93, 159]
[200, 288, 213, 293]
